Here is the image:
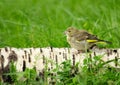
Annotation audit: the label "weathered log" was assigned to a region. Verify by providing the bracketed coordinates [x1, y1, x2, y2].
[0, 47, 120, 74]
[0, 47, 120, 83]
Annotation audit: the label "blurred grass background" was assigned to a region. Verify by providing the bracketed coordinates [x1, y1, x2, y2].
[0, 0, 120, 48]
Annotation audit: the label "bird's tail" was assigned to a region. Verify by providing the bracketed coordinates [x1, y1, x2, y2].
[96, 40, 112, 44]
[87, 39, 112, 44]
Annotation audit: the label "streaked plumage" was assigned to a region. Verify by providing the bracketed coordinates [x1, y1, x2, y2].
[65, 27, 111, 51]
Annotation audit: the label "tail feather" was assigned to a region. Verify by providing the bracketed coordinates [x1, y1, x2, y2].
[87, 39, 112, 44]
[97, 40, 112, 44]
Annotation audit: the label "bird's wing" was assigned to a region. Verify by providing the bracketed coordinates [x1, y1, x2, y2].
[75, 30, 99, 43]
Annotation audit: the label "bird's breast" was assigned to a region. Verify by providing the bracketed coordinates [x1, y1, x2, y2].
[66, 36, 92, 50]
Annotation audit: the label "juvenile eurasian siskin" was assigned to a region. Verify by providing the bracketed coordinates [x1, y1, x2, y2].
[65, 27, 111, 52]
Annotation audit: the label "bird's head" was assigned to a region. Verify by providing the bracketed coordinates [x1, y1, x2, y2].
[65, 27, 79, 37]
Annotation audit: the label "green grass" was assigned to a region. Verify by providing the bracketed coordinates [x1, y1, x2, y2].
[0, 0, 120, 48]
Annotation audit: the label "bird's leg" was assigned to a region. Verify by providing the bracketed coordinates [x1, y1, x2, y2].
[77, 50, 85, 54]
[73, 49, 90, 55]
[77, 49, 90, 54]
[72, 50, 83, 55]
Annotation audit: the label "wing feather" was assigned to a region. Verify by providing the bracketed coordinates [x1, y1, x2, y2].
[74, 30, 98, 41]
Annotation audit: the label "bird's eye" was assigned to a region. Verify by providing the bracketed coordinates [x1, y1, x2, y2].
[68, 30, 71, 32]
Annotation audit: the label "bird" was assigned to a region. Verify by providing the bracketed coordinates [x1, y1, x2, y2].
[65, 27, 111, 52]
